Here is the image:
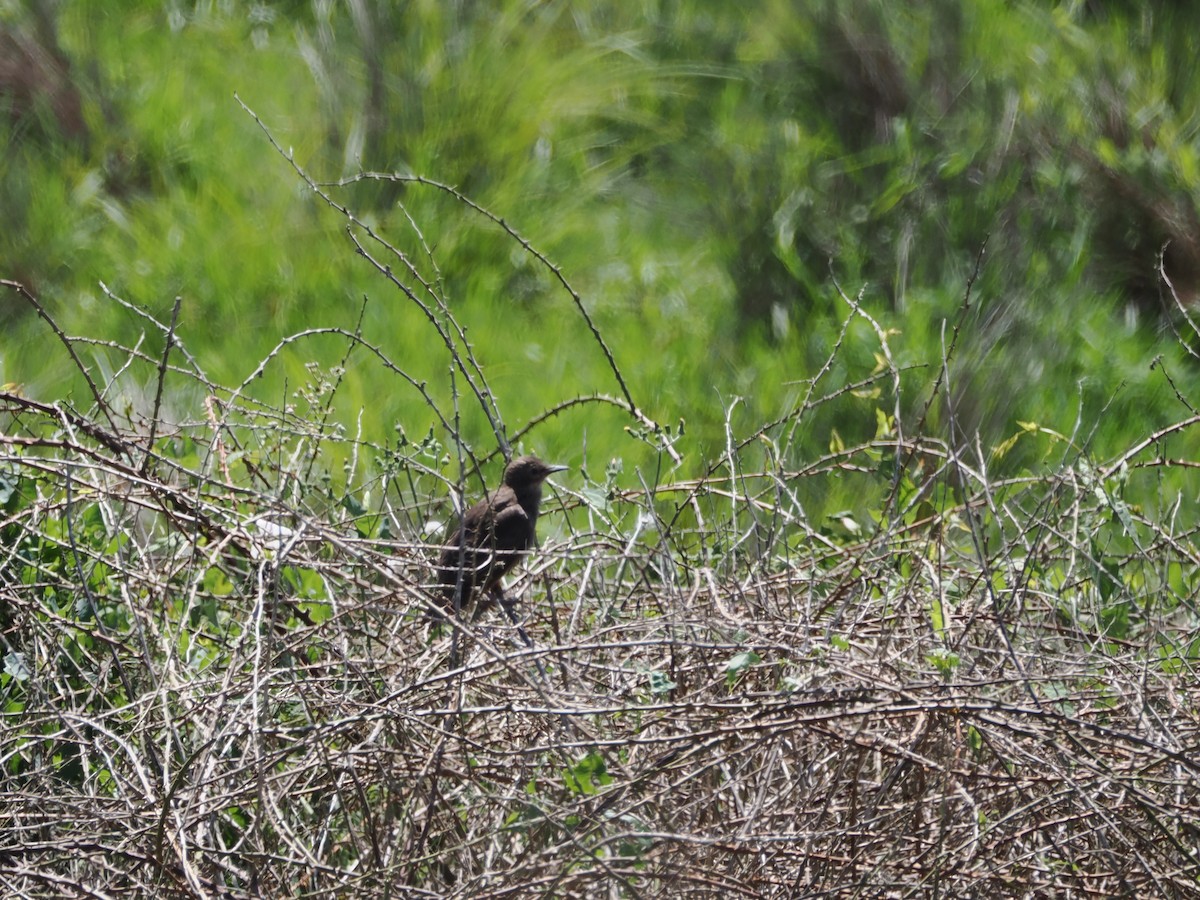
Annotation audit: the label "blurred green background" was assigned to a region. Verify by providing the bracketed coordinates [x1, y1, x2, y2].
[3, 0, 1199, 510]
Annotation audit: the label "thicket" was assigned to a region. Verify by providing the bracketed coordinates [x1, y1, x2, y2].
[3, 223, 1200, 892]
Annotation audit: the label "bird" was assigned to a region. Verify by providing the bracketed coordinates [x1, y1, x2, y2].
[433, 455, 567, 620]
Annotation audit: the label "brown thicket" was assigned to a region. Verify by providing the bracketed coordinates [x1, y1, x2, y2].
[2, 271, 1199, 897]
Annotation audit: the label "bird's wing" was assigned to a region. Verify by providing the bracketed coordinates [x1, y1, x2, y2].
[488, 492, 531, 554]
[438, 494, 489, 570]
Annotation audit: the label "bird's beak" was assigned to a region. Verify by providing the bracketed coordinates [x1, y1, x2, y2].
[546, 464, 569, 475]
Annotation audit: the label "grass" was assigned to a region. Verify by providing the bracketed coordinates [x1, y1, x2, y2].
[9, 0, 1200, 490]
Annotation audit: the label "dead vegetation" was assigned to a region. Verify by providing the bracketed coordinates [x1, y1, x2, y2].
[2, 262, 1200, 898]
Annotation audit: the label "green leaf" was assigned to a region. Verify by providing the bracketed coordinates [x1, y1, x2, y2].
[647, 670, 676, 694]
[725, 650, 761, 687]
[967, 725, 983, 756]
[929, 594, 946, 640]
[281, 566, 327, 600]
[3, 651, 29, 682]
[1099, 600, 1130, 640]
[203, 566, 234, 597]
[563, 752, 612, 796]
[581, 486, 611, 514]
[926, 647, 960, 677]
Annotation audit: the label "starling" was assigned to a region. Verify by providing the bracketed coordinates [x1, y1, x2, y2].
[434, 455, 567, 619]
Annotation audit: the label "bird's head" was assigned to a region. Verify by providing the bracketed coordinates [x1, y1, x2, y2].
[503, 455, 568, 491]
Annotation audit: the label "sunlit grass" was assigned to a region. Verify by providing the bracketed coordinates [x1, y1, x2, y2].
[5, 0, 1200, 522]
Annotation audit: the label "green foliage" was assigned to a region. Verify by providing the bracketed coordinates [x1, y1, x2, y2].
[3, 1, 1200, 512]
[645, 668, 676, 695]
[724, 648, 761, 688]
[562, 750, 613, 797]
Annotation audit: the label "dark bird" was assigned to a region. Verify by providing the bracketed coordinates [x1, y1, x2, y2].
[434, 455, 567, 619]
